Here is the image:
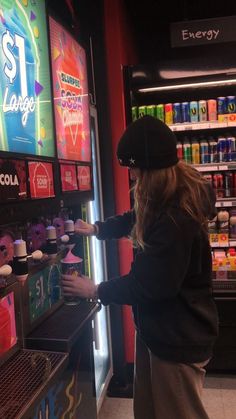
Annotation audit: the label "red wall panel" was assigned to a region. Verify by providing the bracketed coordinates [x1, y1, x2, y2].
[103, 0, 137, 363]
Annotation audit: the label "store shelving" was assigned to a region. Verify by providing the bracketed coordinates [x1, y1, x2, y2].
[211, 240, 236, 248]
[170, 121, 236, 132]
[215, 199, 236, 208]
[194, 163, 236, 172]
[126, 68, 236, 369]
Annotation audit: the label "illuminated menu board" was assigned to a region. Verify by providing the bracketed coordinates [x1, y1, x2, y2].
[60, 163, 77, 192]
[28, 264, 61, 323]
[0, 158, 27, 202]
[0, 0, 54, 157]
[77, 165, 91, 191]
[49, 17, 91, 162]
[28, 161, 55, 199]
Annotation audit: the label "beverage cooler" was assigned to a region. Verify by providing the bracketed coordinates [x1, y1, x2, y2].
[0, 1, 112, 418]
[123, 64, 236, 371]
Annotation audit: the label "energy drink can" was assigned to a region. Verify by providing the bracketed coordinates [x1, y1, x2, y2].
[190, 101, 198, 123]
[173, 103, 182, 123]
[183, 139, 192, 163]
[213, 174, 218, 190]
[233, 172, 236, 190]
[191, 139, 200, 164]
[132, 106, 138, 121]
[217, 97, 226, 115]
[146, 105, 156, 117]
[224, 172, 233, 197]
[218, 173, 224, 189]
[176, 141, 183, 160]
[215, 173, 224, 198]
[156, 104, 164, 122]
[217, 137, 226, 162]
[207, 99, 217, 121]
[138, 106, 147, 118]
[200, 139, 209, 164]
[227, 96, 236, 114]
[165, 103, 173, 125]
[209, 140, 218, 163]
[198, 100, 207, 122]
[228, 136, 236, 161]
[217, 177, 224, 199]
[181, 102, 190, 123]
[230, 136, 236, 152]
[225, 137, 232, 161]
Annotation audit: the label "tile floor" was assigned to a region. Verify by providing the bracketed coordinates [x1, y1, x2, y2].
[98, 374, 236, 419]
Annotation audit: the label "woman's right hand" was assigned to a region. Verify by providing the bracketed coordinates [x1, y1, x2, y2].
[75, 219, 97, 236]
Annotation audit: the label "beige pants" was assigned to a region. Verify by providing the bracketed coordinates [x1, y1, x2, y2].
[134, 334, 210, 419]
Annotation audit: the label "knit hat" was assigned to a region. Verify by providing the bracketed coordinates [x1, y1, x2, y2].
[117, 115, 179, 170]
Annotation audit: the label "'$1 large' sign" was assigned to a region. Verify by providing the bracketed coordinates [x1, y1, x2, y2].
[2, 30, 35, 126]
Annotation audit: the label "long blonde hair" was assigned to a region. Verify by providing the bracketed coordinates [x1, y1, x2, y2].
[132, 160, 213, 248]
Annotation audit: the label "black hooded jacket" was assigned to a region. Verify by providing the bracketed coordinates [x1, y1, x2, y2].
[96, 205, 219, 363]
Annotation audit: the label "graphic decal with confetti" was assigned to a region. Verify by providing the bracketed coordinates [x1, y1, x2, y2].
[0, 292, 17, 356]
[49, 17, 91, 162]
[0, 0, 55, 156]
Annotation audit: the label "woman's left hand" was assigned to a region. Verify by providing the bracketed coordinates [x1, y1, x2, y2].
[61, 274, 98, 299]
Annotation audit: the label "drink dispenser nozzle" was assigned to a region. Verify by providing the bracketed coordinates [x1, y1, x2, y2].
[29, 250, 44, 260]
[45, 226, 57, 258]
[0, 264, 12, 288]
[13, 239, 43, 283]
[61, 220, 76, 250]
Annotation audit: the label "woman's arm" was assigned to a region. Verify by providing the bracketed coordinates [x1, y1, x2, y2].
[75, 210, 135, 240]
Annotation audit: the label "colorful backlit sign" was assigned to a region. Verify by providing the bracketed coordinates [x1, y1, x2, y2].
[0, 0, 54, 157]
[49, 17, 91, 162]
[0, 158, 27, 202]
[77, 165, 91, 191]
[60, 164, 77, 192]
[0, 292, 17, 356]
[28, 161, 55, 199]
[28, 264, 61, 323]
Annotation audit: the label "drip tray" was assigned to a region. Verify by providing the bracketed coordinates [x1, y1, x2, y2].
[26, 300, 101, 352]
[0, 349, 68, 419]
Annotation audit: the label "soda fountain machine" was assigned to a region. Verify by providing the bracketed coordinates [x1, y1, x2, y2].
[0, 1, 102, 417]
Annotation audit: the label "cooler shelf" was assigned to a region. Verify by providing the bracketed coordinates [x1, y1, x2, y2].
[170, 121, 236, 132]
[215, 199, 236, 207]
[194, 162, 236, 172]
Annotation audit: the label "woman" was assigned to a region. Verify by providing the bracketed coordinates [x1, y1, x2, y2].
[62, 116, 219, 419]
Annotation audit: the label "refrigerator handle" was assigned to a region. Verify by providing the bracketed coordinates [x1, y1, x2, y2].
[93, 313, 100, 351]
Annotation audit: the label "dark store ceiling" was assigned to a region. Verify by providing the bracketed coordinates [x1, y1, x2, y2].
[48, 0, 236, 65]
[124, 0, 236, 62]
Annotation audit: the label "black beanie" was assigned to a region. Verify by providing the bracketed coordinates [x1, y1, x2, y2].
[117, 115, 179, 170]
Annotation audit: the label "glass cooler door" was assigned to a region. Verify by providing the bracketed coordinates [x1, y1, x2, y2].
[85, 105, 113, 412]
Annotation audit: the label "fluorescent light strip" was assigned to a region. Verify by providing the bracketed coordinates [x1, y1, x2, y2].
[138, 78, 236, 92]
